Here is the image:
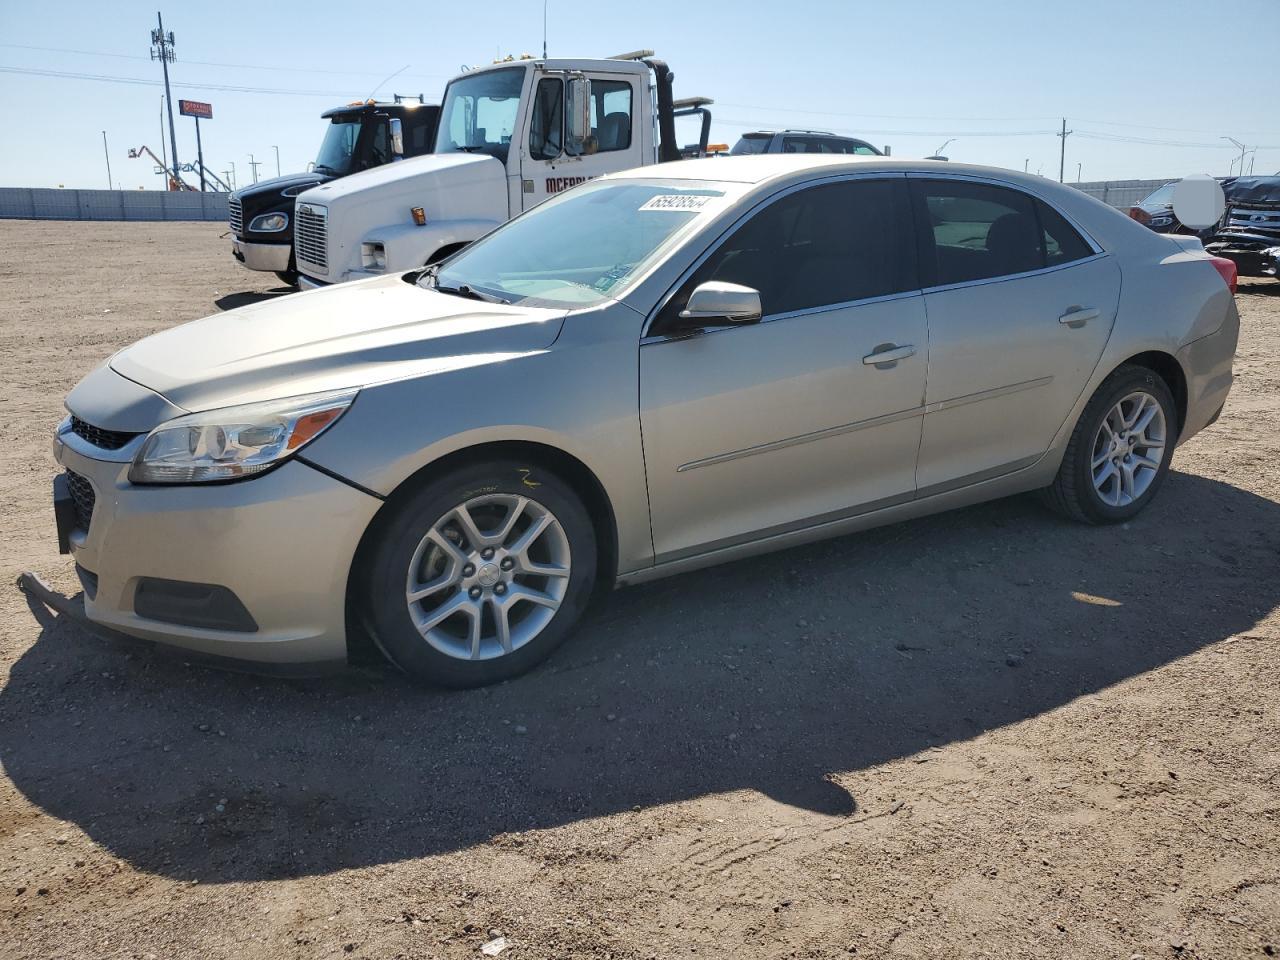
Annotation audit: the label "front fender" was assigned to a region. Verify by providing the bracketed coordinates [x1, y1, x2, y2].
[366, 219, 502, 273]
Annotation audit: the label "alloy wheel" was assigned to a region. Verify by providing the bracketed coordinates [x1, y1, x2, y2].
[1090, 391, 1167, 507]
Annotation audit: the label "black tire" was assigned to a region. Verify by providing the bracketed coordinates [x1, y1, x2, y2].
[1042, 364, 1178, 524]
[360, 460, 597, 687]
[274, 270, 300, 287]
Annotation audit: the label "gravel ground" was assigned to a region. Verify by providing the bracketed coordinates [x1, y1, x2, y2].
[0, 219, 1277, 960]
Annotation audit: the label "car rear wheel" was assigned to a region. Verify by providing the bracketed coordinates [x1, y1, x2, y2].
[360, 460, 597, 687]
[1042, 364, 1178, 524]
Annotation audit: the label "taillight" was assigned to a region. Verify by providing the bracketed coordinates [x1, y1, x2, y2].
[1129, 206, 1152, 225]
[1208, 256, 1237, 295]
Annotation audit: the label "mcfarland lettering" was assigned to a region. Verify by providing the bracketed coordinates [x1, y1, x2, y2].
[546, 176, 591, 194]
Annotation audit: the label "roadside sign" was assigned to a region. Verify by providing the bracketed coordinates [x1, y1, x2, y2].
[179, 99, 213, 120]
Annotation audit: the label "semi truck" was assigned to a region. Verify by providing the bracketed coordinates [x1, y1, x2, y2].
[292, 52, 713, 288]
[229, 97, 439, 285]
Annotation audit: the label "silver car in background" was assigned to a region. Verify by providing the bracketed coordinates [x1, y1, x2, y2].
[53, 156, 1239, 686]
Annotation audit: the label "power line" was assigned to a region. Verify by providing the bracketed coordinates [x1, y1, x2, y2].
[0, 64, 353, 97]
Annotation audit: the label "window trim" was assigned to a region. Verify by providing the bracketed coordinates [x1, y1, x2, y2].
[642, 171, 915, 342]
[906, 172, 1106, 294]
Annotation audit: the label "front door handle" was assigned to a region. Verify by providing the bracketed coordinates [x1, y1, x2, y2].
[862, 343, 916, 367]
[1059, 306, 1099, 327]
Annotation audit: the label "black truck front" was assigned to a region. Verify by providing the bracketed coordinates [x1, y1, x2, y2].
[230, 172, 325, 285]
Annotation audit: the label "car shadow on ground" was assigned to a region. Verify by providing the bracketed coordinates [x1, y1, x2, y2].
[214, 287, 295, 311]
[3, 471, 1278, 884]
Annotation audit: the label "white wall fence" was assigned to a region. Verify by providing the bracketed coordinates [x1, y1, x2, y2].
[0, 179, 1167, 223]
[1072, 179, 1170, 210]
[0, 188, 229, 222]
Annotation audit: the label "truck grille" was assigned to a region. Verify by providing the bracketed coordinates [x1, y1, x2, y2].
[65, 470, 96, 532]
[229, 195, 244, 236]
[294, 203, 328, 274]
[70, 415, 140, 451]
[1224, 203, 1280, 239]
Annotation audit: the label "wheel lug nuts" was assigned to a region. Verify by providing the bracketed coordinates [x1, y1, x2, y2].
[468, 586, 481, 600]
[494, 583, 507, 596]
[481, 547, 495, 560]
[500, 557, 514, 570]
[462, 563, 475, 577]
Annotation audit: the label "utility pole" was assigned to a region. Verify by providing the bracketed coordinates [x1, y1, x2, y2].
[248, 154, 262, 184]
[1023, 158, 1029, 172]
[150, 12, 181, 189]
[102, 131, 113, 190]
[229, 160, 236, 189]
[1056, 117, 1072, 183]
[1222, 136, 1246, 176]
[272, 145, 281, 177]
[1076, 161, 1082, 183]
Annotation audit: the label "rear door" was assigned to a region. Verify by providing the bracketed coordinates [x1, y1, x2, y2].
[909, 176, 1121, 492]
[639, 176, 928, 562]
[519, 71, 644, 211]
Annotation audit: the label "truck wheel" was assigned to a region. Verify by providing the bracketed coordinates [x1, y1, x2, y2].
[360, 460, 597, 687]
[274, 270, 300, 287]
[1042, 364, 1178, 524]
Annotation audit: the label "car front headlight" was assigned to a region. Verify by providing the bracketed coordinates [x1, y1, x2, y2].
[129, 389, 357, 484]
[249, 212, 289, 232]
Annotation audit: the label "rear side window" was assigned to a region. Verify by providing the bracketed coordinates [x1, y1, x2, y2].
[730, 135, 770, 156]
[657, 178, 917, 327]
[913, 180, 1093, 286]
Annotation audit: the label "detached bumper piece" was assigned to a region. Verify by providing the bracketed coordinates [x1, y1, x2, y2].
[133, 577, 258, 633]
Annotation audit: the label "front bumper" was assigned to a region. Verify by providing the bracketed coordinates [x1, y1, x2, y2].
[53, 426, 382, 665]
[232, 237, 292, 273]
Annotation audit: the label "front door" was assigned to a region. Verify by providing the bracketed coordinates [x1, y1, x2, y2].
[640, 176, 928, 563]
[908, 177, 1121, 491]
[519, 72, 645, 211]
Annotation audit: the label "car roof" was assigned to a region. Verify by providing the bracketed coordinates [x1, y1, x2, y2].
[606, 155, 1058, 189]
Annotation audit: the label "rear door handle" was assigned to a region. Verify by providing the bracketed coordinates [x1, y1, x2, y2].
[862, 343, 916, 366]
[1059, 306, 1099, 327]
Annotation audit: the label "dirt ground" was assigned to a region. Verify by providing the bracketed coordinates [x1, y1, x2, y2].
[0, 219, 1277, 960]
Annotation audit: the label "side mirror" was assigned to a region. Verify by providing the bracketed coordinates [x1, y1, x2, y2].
[388, 117, 405, 159]
[679, 281, 762, 325]
[566, 76, 592, 151]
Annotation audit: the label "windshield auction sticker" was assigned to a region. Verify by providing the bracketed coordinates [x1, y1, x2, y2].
[640, 194, 719, 212]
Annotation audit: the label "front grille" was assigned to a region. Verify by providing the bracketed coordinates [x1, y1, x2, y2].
[229, 195, 243, 236]
[65, 470, 95, 532]
[70, 415, 140, 451]
[294, 203, 328, 273]
[1225, 203, 1280, 238]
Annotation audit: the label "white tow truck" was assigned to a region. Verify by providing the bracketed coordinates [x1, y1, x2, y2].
[293, 51, 713, 288]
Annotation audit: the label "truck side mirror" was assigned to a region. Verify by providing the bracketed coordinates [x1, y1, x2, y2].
[389, 118, 405, 160]
[566, 77, 593, 152]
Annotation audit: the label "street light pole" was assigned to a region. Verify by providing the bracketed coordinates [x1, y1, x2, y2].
[272, 145, 281, 177]
[102, 131, 113, 190]
[248, 154, 262, 184]
[1222, 136, 1246, 176]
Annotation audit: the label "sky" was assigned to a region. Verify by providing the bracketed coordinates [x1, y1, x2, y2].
[1, 0, 1277, 191]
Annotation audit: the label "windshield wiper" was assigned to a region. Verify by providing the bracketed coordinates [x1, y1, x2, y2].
[435, 282, 507, 304]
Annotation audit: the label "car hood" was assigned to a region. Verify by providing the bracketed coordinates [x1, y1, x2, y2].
[233, 170, 329, 201]
[107, 273, 565, 415]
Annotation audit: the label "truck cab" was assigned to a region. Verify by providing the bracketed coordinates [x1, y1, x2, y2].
[229, 98, 439, 285]
[294, 53, 711, 288]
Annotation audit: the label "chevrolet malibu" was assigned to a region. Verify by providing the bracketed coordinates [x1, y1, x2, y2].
[52, 156, 1239, 687]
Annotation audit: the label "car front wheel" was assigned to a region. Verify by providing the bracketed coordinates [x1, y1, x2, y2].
[1043, 364, 1178, 524]
[360, 460, 597, 687]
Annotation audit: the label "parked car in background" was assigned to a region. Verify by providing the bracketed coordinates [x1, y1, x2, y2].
[730, 129, 885, 156]
[1204, 175, 1280, 278]
[229, 97, 439, 286]
[1128, 181, 1182, 232]
[54, 157, 1238, 687]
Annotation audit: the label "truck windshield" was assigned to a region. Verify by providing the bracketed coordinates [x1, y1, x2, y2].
[434, 67, 524, 165]
[428, 180, 730, 308]
[314, 118, 365, 176]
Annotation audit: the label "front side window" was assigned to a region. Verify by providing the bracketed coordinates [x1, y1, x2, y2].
[434, 67, 525, 164]
[914, 180, 1094, 286]
[656, 178, 917, 328]
[430, 180, 731, 307]
[529, 78, 564, 160]
[590, 80, 633, 153]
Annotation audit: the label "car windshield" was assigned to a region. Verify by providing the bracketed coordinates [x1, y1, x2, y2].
[1143, 183, 1175, 207]
[426, 180, 731, 308]
[314, 118, 364, 175]
[730, 135, 771, 156]
[434, 67, 524, 165]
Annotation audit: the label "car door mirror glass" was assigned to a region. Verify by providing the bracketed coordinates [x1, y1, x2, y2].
[566, 77, 593, 152]
[388, 118, 404, 159]
[679, 282, 762, 325]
